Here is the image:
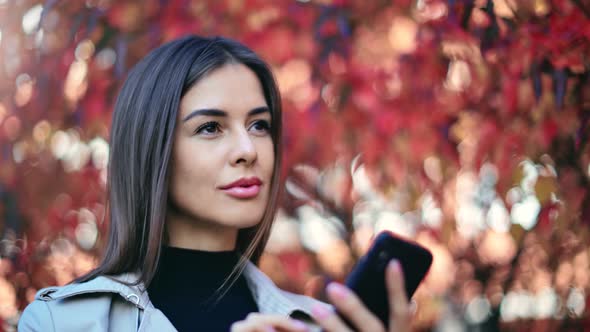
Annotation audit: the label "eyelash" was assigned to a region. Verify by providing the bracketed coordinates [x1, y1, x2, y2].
[194, 120, 271, 136]
[251, 120, 271, 132]
[195, 121, 220, 135]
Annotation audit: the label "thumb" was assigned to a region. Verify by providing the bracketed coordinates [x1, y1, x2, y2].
[385, 260, 410, 331]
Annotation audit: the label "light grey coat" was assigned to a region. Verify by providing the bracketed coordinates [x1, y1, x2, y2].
[18, 261, 328, 331]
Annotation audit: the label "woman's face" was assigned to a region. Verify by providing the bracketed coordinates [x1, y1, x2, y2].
[167, 63, 274, 240]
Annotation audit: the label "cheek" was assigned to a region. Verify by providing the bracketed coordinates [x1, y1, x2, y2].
[169, 145, 212, 196]
[259, 140, 275, 175]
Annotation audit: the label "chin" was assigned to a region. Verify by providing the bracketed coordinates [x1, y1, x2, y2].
[226, 212, 265, 229]
[220, 201, 268, 229]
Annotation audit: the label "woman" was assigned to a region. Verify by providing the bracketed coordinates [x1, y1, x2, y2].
[18, 36, 410, 332]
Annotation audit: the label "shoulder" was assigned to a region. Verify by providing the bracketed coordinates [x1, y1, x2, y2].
[18, 284, 114, 332]
[18, 274, 145, 332]
[18, 299, 54, 332]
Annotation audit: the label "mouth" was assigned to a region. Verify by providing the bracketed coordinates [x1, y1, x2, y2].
[219, 177, 263, 199]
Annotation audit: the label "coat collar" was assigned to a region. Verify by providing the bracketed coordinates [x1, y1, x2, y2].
[35, 272, 151, 309]
[35, 261, 327, 318]
[243, 261, 314, 316]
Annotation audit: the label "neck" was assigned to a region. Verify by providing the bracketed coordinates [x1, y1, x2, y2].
[165, 212, 238, 251]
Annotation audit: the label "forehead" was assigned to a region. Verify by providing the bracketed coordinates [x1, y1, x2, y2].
[179, 63, 267, 117]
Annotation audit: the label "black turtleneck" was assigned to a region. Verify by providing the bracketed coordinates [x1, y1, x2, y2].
[147, 246, 258, 332]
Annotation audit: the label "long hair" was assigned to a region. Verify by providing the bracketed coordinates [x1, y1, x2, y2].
[76, 36, 283, 288]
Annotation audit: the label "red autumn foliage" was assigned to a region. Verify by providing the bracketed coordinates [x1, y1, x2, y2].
[0, 0, 589, 330]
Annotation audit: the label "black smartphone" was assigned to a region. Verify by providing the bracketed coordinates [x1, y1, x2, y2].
[338, 231, 433, 328]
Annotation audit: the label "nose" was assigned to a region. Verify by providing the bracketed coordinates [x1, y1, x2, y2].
[230, 129, 257, 167]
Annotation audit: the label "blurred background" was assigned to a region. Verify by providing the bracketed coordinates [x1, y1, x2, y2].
[1, 0, 589, 331]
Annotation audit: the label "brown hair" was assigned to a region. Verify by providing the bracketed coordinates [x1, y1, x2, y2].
[76, 36, 283, 291]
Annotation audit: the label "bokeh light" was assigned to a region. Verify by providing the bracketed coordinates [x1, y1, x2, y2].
[14, 74, 34, 107]
[21, 4, 43, 34]
[1, 1, 589, 331]
[64, 61, 89, 103]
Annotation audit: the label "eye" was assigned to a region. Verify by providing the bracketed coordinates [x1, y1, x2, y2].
[249, 119, 271, 134]
[195, 121, 221, 135]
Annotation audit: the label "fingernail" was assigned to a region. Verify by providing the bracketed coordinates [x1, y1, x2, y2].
[312, 304, 332, 319]
[264, 326, 276, 332]
[389, 259, 401, 272]
[326, 282, 349, 300]
[292, 320, 309, 331]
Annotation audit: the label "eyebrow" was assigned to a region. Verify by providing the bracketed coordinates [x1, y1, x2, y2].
[182, 106, 270, 122]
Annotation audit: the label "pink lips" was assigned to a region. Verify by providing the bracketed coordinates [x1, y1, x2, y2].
[219, 177, 262, 199]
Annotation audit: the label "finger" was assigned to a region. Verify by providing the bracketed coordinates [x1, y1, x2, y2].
[230, 319, 274, 332]
[409, 299, 417, 317]
[311, 304, 354, 332]
[232, 322, 276, 332]
[325, 282, 385, 332]
[385, 260, 410, 331]
[251, 314, 310, 332]
[235, 313, 310, 332]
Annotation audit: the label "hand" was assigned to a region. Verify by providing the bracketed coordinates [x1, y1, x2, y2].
[230, 313, 311, 332]
[311, 260, 411, 332]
